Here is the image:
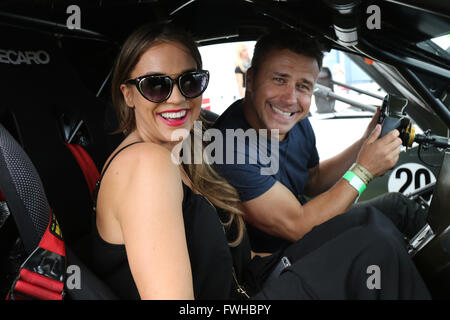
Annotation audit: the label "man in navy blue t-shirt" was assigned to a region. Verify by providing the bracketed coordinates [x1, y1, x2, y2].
[214, 99, 321, 252]
[213, 30, 427, 253]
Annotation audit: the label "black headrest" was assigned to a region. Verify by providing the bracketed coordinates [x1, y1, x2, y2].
[0, 27, 66, 106]
[0, 26, 120, 161]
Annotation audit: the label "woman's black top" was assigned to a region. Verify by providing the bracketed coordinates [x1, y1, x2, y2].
[79, 142, 251, 299]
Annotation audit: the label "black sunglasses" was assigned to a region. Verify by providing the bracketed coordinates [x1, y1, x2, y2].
[125, 70, 209, 103]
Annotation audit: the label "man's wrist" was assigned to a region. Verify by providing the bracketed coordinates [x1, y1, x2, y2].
[350, 163, 373, 185]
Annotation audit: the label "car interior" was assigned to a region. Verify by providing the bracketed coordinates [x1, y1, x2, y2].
[0, 0, 449, 299]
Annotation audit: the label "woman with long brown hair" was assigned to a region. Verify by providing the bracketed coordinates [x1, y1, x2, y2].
[85, 23, 247, 299]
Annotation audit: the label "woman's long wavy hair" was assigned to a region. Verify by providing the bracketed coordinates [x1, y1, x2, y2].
[111, 23, 245, 246]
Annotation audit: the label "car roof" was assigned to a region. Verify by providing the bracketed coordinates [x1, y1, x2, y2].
[1, 0, 449, 54]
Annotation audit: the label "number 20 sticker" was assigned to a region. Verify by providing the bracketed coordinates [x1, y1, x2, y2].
[388, 163, 436, 202]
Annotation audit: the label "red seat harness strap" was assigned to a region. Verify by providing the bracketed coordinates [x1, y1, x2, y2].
[7, 209, 65, 300]
[64, 142, 100, 198]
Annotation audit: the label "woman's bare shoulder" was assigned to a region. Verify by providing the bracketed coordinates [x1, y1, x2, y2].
[96, 141, 183, 245]
[99, 141, 183, 209]
[107, 141, 179, 178]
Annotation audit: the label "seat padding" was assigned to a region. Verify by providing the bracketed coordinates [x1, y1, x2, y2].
[0, 123, 48, 253]
[0, 123, 117, 299]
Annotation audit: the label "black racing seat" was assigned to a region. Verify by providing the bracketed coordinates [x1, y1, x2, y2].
[0, 22, 123, 299]
[0, 25, 122, 246]
[0, 123, 117, 299]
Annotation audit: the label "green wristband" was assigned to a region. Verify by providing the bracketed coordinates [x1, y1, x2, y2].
[343, 171, 367, 195]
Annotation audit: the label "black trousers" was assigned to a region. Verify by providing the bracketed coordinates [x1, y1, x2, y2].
[249, 193, 431, 299]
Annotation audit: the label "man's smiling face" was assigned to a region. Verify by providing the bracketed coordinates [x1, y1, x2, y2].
[244, 48, 320, 141]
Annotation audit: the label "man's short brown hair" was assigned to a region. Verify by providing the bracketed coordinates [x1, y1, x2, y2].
[251, 29, 324, 73]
